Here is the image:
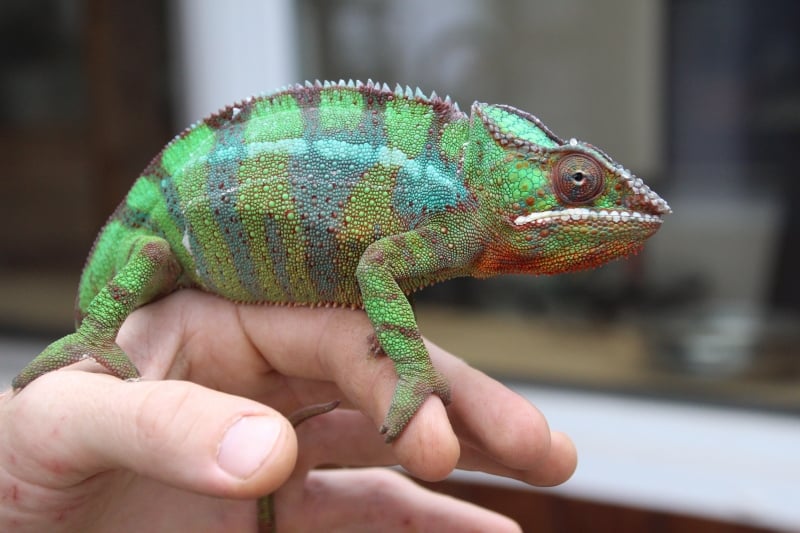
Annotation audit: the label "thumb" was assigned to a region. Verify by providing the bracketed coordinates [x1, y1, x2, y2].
[3, 371, 297, 498]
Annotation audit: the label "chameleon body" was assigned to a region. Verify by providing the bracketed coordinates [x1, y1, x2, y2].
[13, 80, 670, 443]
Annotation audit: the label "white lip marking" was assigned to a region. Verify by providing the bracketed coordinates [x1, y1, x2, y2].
[513, 207, 662, 226]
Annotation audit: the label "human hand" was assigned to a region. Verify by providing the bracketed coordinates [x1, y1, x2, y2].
[0, 290, 577, 532]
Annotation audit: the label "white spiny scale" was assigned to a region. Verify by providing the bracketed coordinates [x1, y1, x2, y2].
[323, 80, 332, 88]
[355, 79, 363, 88]
[430, 90, 439, 100]
[338, 79, 346, 86]
[444, 95, 452, 105]
[453, 101, 461, 112]
[313, 79, 323, 88]
[404, 85, 413, 98]
[415, 86, 425, 100]
[382, 82, 391, 92]
[304, 80, 313, 88]
[394, 83, 404, 96]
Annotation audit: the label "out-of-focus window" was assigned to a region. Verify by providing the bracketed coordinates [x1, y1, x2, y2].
[0, 0, 169, 334]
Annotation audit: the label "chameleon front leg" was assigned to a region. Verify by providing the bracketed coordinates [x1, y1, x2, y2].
[356, 226, 478, 442]
[12, 237, 181, 390]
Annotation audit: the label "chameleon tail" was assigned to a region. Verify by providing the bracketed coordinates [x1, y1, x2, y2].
[257, 400, 340, 533]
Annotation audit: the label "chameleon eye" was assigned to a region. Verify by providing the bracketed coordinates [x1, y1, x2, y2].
[552, 153, 605, 204]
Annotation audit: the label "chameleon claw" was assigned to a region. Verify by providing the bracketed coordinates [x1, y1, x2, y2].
[366, 333, 385, 357]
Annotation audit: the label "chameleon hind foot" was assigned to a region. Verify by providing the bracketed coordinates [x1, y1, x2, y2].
[12, 331, 140, 390]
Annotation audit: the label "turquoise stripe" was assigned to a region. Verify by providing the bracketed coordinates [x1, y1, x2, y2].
[288, 137, 383, 299]
[206, 120, 265, 299]
[391, 155, 466, 226]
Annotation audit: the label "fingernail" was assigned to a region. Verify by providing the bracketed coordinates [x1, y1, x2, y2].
[218, 416, 282, 479]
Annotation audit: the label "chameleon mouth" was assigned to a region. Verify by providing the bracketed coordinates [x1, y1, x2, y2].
[513, 207, 663, 227]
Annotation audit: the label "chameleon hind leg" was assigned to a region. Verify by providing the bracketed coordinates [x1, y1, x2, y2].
[12, 236, 181, 390]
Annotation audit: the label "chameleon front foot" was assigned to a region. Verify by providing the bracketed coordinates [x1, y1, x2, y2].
[380, 368, 451, 442]
[12, 332, 140, 390]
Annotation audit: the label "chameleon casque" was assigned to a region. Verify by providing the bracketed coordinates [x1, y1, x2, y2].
[13, 80, 670, 444]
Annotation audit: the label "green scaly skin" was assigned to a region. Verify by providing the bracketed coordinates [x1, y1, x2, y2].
[14, 79, 669, 440]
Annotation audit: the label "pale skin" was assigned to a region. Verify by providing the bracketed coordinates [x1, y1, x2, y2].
[0, 290, 577, 532]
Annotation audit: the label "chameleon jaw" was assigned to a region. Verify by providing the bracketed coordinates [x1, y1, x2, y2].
[513, 207, 664, 227]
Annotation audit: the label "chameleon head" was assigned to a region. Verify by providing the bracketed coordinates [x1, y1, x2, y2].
[465, 103, 671, 276]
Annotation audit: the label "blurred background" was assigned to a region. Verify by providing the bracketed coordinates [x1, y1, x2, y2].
[0, 0, 798, 531]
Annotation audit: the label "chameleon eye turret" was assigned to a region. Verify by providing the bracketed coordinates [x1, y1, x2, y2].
[551, 153, 605, 205]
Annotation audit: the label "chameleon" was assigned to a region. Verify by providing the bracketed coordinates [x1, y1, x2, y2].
[13, 79, 670, 444]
